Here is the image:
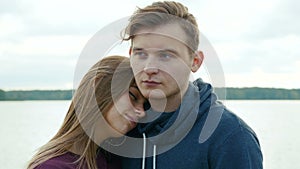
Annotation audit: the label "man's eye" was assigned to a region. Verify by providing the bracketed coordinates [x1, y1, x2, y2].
[132, 51, 147, 58]
[159, 52, 173, 60]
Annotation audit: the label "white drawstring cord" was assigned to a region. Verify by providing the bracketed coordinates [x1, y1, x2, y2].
[142, 133, 146, 169]
[142, 133, 157, 169]
[153, 145, 157, 169]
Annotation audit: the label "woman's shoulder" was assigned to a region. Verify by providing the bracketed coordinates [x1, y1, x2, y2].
[34, 151, 122, 169]
[34, 152, 79, 169]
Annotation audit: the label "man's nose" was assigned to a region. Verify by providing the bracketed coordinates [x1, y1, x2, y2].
[143, 66, 159, 74]
[143, 57, 159, 74]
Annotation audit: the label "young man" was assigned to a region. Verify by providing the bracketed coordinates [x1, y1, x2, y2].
[119, 1, 263, 169]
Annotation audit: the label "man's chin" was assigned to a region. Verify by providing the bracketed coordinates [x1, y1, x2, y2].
[143, 89, 166, 99]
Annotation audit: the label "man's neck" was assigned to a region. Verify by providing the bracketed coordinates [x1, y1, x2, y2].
[149, 85, 189, 113]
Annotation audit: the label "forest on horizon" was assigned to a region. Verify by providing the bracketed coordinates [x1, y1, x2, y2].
[1, 87, 300, 101]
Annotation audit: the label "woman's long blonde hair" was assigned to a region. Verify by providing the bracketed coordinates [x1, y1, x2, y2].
[27, 55, 133, 169]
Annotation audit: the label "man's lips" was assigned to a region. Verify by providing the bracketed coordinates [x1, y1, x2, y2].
[142, 80, 161, 86]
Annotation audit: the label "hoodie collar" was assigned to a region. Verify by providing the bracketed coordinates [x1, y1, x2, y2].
[137, 81, 202, 147]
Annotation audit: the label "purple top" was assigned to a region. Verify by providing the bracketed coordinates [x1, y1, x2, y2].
[35, 151, 121, 169]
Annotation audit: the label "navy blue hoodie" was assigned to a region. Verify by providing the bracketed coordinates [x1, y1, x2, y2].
[119, 79, 263, 169]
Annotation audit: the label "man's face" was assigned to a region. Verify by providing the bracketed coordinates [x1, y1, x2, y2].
[130, 23, 195, 102]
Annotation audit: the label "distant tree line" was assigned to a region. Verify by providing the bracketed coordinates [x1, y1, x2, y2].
[0, 89, 73, 101]
[0, 88, 300, 101]
[215, 87, 300, 100]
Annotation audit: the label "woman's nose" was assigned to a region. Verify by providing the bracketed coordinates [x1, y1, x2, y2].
[134, 105, 146, 118]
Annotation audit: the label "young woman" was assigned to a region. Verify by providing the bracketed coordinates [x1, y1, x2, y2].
[27, 55, 147, 169]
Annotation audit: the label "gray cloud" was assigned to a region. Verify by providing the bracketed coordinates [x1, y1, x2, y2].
[244, 0, 300, 40]
[0, 0, 24, 14]
[0, 54, 75, 90]
[213, 0, 300, 76]
[1, 0, 299, 89]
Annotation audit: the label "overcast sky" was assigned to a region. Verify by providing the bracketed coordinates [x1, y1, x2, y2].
[0, 0, 299, 90]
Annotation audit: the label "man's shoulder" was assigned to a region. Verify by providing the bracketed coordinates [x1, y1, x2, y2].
[195, 103, 257, 138]
[211, 108, 259, 143]
[220, 109, 254, 132]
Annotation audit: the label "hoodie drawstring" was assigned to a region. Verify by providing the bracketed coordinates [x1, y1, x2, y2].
[142, 133, 146, 169]
[142, 133, 157, 169]
[153, 145, 156, 169]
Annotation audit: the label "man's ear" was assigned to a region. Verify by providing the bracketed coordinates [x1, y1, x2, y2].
[191, 51, 204, 73]
[129, 47, 134, 68]
[129, 47, 132, 56]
